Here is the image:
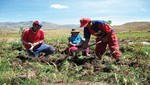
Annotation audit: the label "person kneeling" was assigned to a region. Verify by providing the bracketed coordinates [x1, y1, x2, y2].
[65, 29, 89, 56]
[21, 20, 55, 57]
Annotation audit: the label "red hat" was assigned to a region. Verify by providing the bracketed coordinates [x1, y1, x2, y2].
[33, 20, 42, 27]
[80, 18, 91, 28]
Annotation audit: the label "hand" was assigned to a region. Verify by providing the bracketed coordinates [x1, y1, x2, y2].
[28, 42, 34, 52]
[101, 36, 108, 42]
[76, 41, 84, 46]
[33, 42, 39, 46]
[69, 42, 76, 46]
[71, 44, 76, 46]
[29, 45, 34, 52]
[28, 42, 33, 46]
[83, 43, 88, 49]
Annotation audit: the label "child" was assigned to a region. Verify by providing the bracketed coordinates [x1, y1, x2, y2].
[66, 29, 89, 56]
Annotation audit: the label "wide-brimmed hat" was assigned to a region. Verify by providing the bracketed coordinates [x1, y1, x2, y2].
[71, 29, 80, 33]
[80, 17, 91, 28]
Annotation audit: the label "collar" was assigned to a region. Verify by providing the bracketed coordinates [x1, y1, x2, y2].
[31, 27, 37, 33]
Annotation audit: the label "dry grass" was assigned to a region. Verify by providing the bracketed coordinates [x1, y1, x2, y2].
[0, 28, 84, 42]
[113, 22, 150, 32]
[45, 29, 84, 37]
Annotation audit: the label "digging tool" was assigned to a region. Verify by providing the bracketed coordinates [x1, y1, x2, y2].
[73, 40, 102, 54]
[72, 30, 113, 55]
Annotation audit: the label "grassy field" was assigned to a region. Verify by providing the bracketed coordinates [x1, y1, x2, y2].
[0, 29, 150, 85]
[0, 29, 149, 42]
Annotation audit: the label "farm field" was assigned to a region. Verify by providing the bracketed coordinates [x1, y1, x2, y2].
[0, 29, 150, 85]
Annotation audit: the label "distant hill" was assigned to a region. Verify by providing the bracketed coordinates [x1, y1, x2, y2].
[0, 21, 79, 29]
[113, 22, 150, 32]
[0, 21, 150, 32]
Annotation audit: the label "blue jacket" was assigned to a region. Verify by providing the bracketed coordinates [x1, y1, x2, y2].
[69, 34, 83, 44]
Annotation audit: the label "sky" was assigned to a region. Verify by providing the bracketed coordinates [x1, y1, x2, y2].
[0, 0, 150, 25]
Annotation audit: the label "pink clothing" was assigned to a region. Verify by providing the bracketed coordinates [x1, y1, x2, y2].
[66, 31, 90, 56]
[21, 28, 44, 49]
[69, 46, 78, 52]
[66, 46, 89, 56]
